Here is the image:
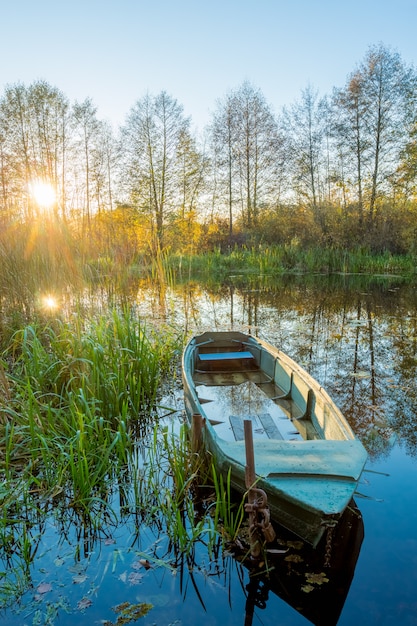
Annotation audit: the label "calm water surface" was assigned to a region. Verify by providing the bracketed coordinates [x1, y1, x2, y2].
[2, 273, 417, 625]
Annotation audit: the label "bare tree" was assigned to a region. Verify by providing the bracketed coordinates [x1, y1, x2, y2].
[0, 80, 70, 220]
[332, 71, 368, 226]
[333, 44, 417, 229]
[176, 128, 207, 219]
[210, 82, 285, 237]
[281, 85, 328, 215]
[72, 98, 101, 227]
[120, 91, 197, 251]
[210, 95, 236, 238]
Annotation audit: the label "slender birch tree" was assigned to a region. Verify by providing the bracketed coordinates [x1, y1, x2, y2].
[120, 91, 198, 251]
[210, 81, 285, 235]
[332, 44, 417, 229]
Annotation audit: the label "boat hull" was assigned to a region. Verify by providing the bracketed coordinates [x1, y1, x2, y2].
[182, 331, 368, 547]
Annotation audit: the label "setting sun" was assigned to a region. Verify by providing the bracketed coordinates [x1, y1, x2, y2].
[30, 180, 56, 208]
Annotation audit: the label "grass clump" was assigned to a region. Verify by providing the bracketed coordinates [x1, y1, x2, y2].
[0, 308, 181, 518]
[0, 309, 254, 611]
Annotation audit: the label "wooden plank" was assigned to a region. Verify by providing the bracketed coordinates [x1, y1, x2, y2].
[230, 415, 245, 440]
[198, 351, 254, 362]
[258, 413, 283, 440]
[231, 414, 283, 441]
[230, 415, 258, 440]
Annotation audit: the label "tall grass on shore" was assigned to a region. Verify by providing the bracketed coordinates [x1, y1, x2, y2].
[166, 245, 417, 280]
[0, 309, 180, 608]
[0, 308, 255, 611]
[0, 308, 180, 514]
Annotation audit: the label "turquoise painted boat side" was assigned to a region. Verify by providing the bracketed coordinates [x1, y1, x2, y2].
[215, 439, 366, 480]
[202, 425, 366, 515]
[182, 331, 368, 546]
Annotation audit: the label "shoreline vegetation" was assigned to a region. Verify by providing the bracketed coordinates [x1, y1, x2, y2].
[2, 240, 416, 294]
[0, 245, 413, 613]
[0, 305, 258, 614]
[164, 246, 416, 280]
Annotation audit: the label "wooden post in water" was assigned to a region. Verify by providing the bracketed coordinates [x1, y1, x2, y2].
[244, 419, 261, 559]
[191, 413, 205, 452]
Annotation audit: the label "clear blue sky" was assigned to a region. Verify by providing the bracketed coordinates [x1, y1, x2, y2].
[2, 0, 417, 131]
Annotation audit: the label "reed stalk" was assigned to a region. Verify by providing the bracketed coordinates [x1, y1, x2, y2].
[210, 464, 245, 541]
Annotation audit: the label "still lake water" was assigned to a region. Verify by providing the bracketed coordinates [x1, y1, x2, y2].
[3, 273, 417, 625]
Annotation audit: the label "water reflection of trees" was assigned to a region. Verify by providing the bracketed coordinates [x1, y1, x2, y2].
[2, 272, 416, 459]
[173, 275, 417, 459]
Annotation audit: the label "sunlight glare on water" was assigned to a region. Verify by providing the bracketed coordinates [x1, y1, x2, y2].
[41, 294, 59, 311]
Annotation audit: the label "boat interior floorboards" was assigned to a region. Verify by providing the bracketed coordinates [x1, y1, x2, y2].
[195, 370, 313, 442]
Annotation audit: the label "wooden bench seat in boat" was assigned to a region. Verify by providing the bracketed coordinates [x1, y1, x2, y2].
[198, 351, 254, 362]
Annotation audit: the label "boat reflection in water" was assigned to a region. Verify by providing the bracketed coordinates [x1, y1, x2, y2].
[239, 500, 364, 626]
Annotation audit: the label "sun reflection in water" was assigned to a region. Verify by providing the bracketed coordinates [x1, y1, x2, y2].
[41, 295, 59, 311]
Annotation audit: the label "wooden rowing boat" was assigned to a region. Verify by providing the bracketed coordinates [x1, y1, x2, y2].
[182, 330, 368, 547]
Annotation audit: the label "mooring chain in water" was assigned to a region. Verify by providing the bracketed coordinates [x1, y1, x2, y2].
[322, 519, 337, 567]
[244, 487, 276, 543]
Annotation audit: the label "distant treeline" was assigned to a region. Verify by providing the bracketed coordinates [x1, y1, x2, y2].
[1, 42, 417, 259]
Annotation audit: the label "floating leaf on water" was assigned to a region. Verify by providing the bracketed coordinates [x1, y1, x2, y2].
[112, 602, 153, 620]
[127, 571, 144, 585]
[72, 573, 88, 584]
[104, 537, 116, 545]
[36, 582, 52, 594]
[349, 370, 371, 378]
[54, 557, 65, 567]
[301, 583, 315, 593]
[284, 554, 303, 563]
[77, 597, 93, 610]
[305, 571, 329, 585]
[68, 564, 86, 575]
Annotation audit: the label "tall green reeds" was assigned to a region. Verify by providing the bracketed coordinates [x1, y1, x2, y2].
[0, 311, 255, 611]
[0, 308, 180, 518]
[164, 245, 417, 279]
[125, 423, 248, 560]
[210, 465, 245, 541]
